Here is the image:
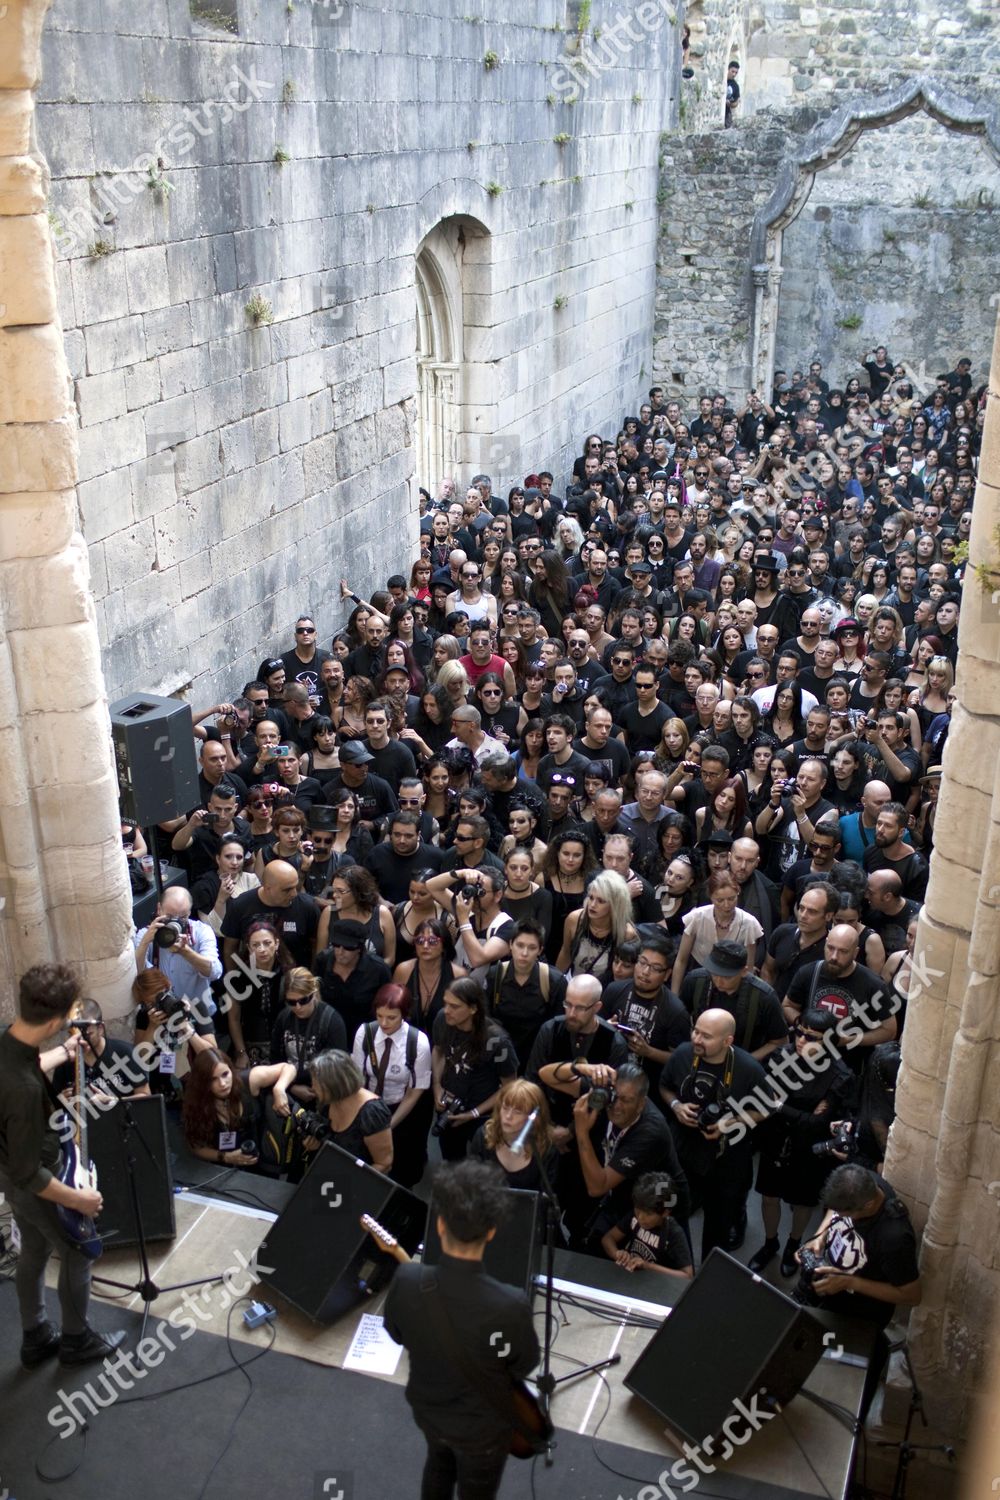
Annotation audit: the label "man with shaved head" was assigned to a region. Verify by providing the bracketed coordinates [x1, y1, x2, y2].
[729, 836, 780, 951]
[865, 870, 921, 957]
[662, 1008, 773, 1259]
[785, 924, 897, 1072]
[221, 858, 319, 970]
[838, 779, 906, 865]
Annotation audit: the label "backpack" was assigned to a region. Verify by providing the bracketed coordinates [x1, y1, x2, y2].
[492, 960, 551, 1013]
[361, 1021, 419, 1092]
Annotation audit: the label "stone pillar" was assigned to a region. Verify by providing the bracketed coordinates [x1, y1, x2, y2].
[884, 307, 1000, 1438]
[0, 0, 135, 1020]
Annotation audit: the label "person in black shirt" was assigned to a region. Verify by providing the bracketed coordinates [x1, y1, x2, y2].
[602, 935, 691, 1095]
[678, 940, 788, 1061]
[431, 978, 517, 1162]
[792, 1163, 921, 1419]
[314, 919, 392, 1043]
[322, 741, 399, 834]
[383, 1161, 540, 1498]
[570, 1062, 689, 1246]
[364, 811, 444, 902]
[485, 920, 566, 1069]
[662, 1008, 774, 1260]
[0, 964, 125, 1369]
[221, 860, 320, 969]
[601, 1170, 693, 1279]
[784, 925, 898, 1073]
[269, 969, 347, 1100]
[49, 999, 151, 1102]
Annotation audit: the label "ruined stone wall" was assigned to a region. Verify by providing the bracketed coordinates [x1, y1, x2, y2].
[775, 119, 999, 383]
[36, 0, 679, 707]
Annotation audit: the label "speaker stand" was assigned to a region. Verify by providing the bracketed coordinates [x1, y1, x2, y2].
[144, 824, 166, 904]
[532, 1151, 620, 1467]
[875, 1340, 955, 1500]
[93, 1098, 229, 1344]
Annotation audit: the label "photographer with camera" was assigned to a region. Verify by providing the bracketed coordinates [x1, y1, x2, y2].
[570, 1062, 689, 1250]
[792, 1162, 921, 1419]
[431, 978, 516, 1162]
[425, 865, 514, 981]
[661, 1008, 774, 1260]
[170, 782, 253, 882]
[134, 888, 223, 1024]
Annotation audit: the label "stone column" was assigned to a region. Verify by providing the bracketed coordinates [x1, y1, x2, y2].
[884, 308, 1000, 1437]
[0, 0, 135, 1020]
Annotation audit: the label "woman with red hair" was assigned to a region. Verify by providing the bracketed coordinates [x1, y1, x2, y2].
[351, 984, 433, 1187]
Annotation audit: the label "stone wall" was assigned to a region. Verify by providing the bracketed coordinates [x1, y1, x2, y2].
[36, 0, 679, 707]
[775, 118, 999, 381]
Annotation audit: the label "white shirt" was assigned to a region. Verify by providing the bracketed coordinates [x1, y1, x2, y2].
[751, 684, 819, 716]
[351, 1022, 432, 1105]
[445, 731, 507, 765]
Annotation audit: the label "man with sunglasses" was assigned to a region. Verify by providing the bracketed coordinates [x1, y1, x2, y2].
[280, 615, 331, 697]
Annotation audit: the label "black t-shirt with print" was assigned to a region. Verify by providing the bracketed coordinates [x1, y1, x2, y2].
[613, 1211, 691, 1271]
[221, 890, 319, 967]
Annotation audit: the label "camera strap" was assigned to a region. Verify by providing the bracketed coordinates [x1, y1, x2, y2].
[691, 1046, 735, 1095]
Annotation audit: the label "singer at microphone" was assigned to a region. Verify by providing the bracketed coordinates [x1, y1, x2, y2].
[469, 1081, 557, 1191]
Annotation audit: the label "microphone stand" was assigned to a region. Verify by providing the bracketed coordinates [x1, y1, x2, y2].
[93, 1094, 230, 1345]
[529, 1127, 621, 1467]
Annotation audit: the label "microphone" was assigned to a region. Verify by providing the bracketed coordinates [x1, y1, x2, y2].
[509, 1107, 539, 1157]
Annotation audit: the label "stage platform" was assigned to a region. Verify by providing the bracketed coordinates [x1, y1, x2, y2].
[0, 1152, 877, 1500]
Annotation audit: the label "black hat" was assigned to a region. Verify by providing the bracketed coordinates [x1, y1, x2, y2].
[802, 516, 825, 531]
[326, 919, 367, 950]
[339, 740, 374, 766]
[833, 616, 860, 636]
[702, 940, 748, 976]
[705, 830, 735, 850]
[752, 555, 780, 573]
[629, 560, 654, 575]
[307, 806, 337, 832]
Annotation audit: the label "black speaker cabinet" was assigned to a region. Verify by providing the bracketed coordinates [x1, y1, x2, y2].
[423, 1186, 542, 1299]
[89, 1096, 176, 1249]
[257, 1143, 426, 1323]
[625, 1249, 825, 1447]
[110, 693, 200, 826]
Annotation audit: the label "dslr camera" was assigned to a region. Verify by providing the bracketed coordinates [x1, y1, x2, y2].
[289, 1106, 329, 1142]
[812, 1121, 855, 1158]
[153, 918, 191, 949]
[457, 882, 481, 902]
[696, 1100, 727, 1133]
[432, 1093, 465, 1136]
[157, 989, 191, 1022]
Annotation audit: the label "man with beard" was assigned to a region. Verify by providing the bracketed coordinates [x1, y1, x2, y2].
[602, 935, 691, 1094]
[862, 803, 928, 901]
[785, 925, 897, 1075]
[762, 881, 839, 1002]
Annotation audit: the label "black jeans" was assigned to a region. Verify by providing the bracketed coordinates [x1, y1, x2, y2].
[418, 1427, 509, 1500]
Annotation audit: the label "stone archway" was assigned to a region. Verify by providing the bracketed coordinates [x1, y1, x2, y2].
[413, 213, 493, 497]
[747, 78, 1000, 392]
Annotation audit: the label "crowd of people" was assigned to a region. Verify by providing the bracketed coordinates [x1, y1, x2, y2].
[110, 346, 967, 1325]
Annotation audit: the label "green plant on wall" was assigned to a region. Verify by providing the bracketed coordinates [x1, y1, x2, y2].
[955, 526, 1000, 596]
[483, 50, 499, 70]
[246, 293, 274, 326]
[837, 312, 863, 331]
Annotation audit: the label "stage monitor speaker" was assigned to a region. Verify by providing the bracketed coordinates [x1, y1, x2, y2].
[258, 1143, 426, 1323]
[625, 1249, 825, 1447]
[88, 1096, 177, 1249]
[110, 693, 200, 826]
[422, 1186, 542, 1299]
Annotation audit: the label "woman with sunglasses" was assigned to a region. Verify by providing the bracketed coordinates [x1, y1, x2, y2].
[474, 671, 524, 746]
[392, 918, 468, 1037]
[318, 866, 395, 967]
[392, 870, 446, 966]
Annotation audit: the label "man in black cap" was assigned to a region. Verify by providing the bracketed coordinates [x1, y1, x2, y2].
[322, 740, 398, 835]
[300, 806, 338, 900]
[314, 918, 391, 1042]
[677, 941, 787, 1062]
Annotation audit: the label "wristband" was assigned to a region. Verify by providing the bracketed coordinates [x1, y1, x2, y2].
[670, 1098, 682, 1113]
[459, 923, 473, 932]
[471, 1107, 480, 1120]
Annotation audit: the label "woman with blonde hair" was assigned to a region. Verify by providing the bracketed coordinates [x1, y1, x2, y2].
[556, 870, 637, 985]
[435, 657, 472, 708]
[469, 1079, 558, 1190]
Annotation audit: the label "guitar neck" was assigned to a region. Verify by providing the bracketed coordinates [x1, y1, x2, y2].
[74, 1032, 89, 1167]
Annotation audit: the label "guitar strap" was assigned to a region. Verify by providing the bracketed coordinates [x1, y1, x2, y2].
[418, 1267, 548, 1453]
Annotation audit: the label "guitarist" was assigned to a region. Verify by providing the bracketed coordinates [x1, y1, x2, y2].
[0, 963, 125, 1370]
[383, 1160, 540, 1499]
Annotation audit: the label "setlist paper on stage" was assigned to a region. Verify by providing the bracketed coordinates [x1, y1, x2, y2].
[343, 1314, 404, 1375]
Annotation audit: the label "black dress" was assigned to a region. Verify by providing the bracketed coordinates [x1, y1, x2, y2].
[326, 1096, 393, 1166]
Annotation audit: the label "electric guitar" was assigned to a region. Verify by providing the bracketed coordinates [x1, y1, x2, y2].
[360, 1214, 551, 1459]
[54, 1015, 103, 1260]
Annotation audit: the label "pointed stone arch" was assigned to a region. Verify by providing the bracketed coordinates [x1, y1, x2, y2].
[748, 78, 1000, 391]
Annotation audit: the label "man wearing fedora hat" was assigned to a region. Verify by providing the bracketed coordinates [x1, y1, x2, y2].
[750, 554, 798, 642]
[677, 941, 787, 1063]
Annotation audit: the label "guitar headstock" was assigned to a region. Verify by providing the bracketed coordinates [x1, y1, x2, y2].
[360, 1213, 409, 1264]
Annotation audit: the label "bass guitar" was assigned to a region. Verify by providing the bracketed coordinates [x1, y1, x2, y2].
[360, 1214, 551, 1459]
[54, 1017, 103, 1260]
